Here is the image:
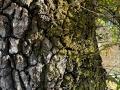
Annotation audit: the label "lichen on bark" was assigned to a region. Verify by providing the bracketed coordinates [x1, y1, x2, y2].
[0, 0, 106, 90]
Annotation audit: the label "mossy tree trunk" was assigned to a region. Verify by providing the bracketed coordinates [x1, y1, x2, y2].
[0, 0, 106, 90]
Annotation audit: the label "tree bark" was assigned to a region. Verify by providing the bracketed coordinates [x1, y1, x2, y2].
[0, 0, 106, 90]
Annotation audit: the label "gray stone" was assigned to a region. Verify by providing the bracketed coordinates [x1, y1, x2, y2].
[0, 67, 11, 76]
[12, 70, 22, 90]
[52, 48, 59, 54]
[20, 0, 32, 6]
[46, 52, 53, 63]
[0, 51, 2, 58]
[28, 53, 37, 65]
[57, 56, 67, 75]
[43, 38, 52, 50]
[42, 38, 53, 63]
[20, 71, 30, 90]
[12, 7, 28, 38]
[0, 15, 6, 37]
[0, 38, 6, 50]
[23, 41, 31, 56]
[0, 75, 14, 90]
[0, 55, 10, 69]
[28, 63, 44, 88]
[15, 54, 27, 71]
[9, 38, 19, 54]
[4, 3, 17, 15]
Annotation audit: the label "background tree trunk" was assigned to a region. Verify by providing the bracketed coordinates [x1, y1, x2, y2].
[0, 0, 106, 90]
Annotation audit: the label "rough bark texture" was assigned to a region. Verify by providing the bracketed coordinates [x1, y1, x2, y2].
[0, 0, 106, 90]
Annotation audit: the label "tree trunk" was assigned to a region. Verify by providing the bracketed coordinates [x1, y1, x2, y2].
[0, 0, 106, 90]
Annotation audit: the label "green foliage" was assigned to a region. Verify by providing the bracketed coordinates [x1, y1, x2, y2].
[96, 18, 120, 43]
[107, 74, 120, 90]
